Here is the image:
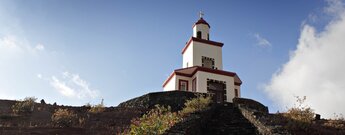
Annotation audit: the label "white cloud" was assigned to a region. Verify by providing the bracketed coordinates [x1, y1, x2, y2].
[50, 72, 100, 99]
[0, 35, 45, 55]
[0, 35, 23, 53]
[264, 0, 345, 118]
[37, 74, 42, 79]
[325, 0, 345, 15]
[51, 76, 76, 98]
[254, 33, 271, 48]
[35, 44, 45, 51]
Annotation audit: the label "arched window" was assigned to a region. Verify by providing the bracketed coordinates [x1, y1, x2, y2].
[197, 31, 202, 39]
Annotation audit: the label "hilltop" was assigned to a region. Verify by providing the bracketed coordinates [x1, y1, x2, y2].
[0, 91, 344, 135]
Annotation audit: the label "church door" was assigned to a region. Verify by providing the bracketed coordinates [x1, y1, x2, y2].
[207, 79, 226, 103]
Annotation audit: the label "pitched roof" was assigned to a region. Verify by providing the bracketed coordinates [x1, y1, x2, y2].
[163, 66, 242, 87]
[194, 17, 210, 28]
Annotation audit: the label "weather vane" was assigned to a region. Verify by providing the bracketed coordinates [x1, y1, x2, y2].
[199, 11, 204, 18]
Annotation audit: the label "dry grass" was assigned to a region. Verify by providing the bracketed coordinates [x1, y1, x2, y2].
[11, 97, 37, 115]
[51, 108, 78, 127]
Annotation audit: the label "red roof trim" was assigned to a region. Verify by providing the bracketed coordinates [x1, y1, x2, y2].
[193, 18, 210, 28]
[163, 66, 239, 87]
[162, 72, 175, 87]
[175, 72, 193, 77]
[181, 37, 224, 54]
[181, 38, 193, 54]
[235, 82, 242, 86]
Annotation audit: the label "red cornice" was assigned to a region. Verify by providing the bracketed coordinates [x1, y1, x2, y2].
[163, 66, 239, 87]
[235, 82, 242, 86]
[181, 37, 224, 54]
[197, 66, 236, 77]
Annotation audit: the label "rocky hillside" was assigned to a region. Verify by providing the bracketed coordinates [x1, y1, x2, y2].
[0, 91, 344, 135]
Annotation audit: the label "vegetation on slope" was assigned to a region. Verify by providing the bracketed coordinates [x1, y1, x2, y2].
[127, 95, 212, 135]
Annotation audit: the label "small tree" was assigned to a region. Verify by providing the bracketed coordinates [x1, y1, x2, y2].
[51, 108, 78, 127]
[12, 97, 37, 115]
[283, 96, 315, 130]
[88, 99, 105, 113]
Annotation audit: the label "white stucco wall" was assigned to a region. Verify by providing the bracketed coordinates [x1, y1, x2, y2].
[193, 24, 209, 40]
[195, 71, 235, 102]
[163, 75, 176, 91]
[163, 71, 241, 102]
[193, 42, 223, 70]
[182, 41, 194, 68]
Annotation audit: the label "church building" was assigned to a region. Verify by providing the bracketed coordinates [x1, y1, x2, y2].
[163, 14, 242, 103]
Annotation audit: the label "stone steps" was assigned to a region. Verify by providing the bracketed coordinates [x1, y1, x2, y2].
[202, 104, 258, 135]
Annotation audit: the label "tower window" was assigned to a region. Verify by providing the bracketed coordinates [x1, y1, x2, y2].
[207, 34, 210, 40]
[202, 56, 215, 69]
[197, 31, 202, 39]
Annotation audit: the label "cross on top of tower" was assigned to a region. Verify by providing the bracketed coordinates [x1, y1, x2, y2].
[199, 11, 204, 18]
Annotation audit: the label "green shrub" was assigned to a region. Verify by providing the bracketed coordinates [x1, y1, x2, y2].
[283, 96, 315, 130]
[129, 105, 181, 135]
[128, 95, 212, 135]
[12, 97, 37, 115]
[180, 95, 212, 116]
[51, 108, 78, 127]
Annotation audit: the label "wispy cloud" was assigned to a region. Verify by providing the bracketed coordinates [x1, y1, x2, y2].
[264, 0, 345, 118]
[50, 72, 100, 99]
[0, 35, 45, 54]
[254, 33, 271, 48]
[37, 74, 42, 79]
[34, 44, 45, 51]
[0, 35, 23, 53]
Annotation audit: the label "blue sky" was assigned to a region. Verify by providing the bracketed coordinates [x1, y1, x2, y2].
[1, 0, 345, 117]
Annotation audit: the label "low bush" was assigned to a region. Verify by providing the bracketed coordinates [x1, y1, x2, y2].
[51, 108, 78, 127]
[128, 95, 211, 135]
[129, 105, 181, 135]
[180, 95, 212, 116]
[12, 97, 37, 115]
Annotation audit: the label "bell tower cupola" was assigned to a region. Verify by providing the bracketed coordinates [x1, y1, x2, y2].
[193, 11, 210, 40]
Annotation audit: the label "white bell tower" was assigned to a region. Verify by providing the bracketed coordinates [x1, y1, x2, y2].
[163, 12, 243, 103]
[193, 11, 210, 40]
[182, 12, 223, 70]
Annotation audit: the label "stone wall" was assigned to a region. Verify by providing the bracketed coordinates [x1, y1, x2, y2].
[164, 105, 216, 135]
[233, 98, 269, 113]
[233, 98, 290, 135]
[118, 91, 207, 112]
